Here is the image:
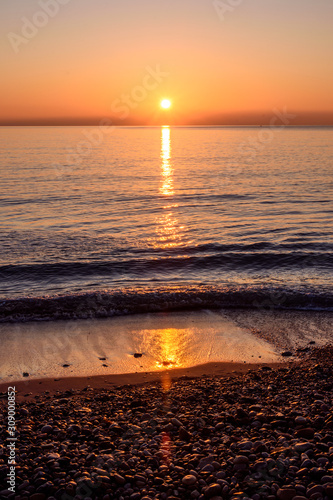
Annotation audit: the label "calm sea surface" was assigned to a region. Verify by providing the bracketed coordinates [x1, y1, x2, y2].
[0, 126, 332, 321]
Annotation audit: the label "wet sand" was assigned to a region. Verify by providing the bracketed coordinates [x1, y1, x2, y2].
[0, 310, 282, 384]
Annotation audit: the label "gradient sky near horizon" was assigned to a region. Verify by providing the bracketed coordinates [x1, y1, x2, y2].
[1, 0, 333, 125]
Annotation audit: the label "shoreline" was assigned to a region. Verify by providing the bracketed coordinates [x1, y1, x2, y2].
[0, 360, 289, 401]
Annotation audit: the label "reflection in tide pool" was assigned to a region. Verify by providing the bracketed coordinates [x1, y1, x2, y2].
[128, 311, 279, 373]
[0, 311, 280, 382]
[145, 327, 192, 370]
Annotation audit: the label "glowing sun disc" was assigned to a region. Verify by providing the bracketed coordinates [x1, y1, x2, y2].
[161, 99, 171, 109]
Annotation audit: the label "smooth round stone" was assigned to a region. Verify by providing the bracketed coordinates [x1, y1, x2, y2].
[182, 475, 197, 486]
[46, 453, 60, 461]
[233, 456, 249, 465]
[114, 473, 126, 485]
[171, 418, 183, 427]
[190, 490, 200, 499]
[301, 459, 312, 468]
[306, 485, 324, 497]
[204, 483, 222, 497]
[277, 487, 297, 500]
[321, 476, 333, 483]
[325, 484, 333, 496]
[30, 494, 47, 500]
[216, 471, 226, 479]
[294, 442, 313, 453]
[130, 493, 141, 500]
[41, 425, 53, 434]
[238, 441, 253, 450]
[295, 416, 307, 425]
[201, 464, 215, 472]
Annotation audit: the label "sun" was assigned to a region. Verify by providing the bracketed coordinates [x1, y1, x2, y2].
[161, 99, 171, 109]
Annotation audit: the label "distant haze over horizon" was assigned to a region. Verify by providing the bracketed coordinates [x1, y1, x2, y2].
[1, 0, 332, 125]
[1, 111, 333, 127]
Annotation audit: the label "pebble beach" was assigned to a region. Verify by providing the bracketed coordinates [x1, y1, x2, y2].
[1, 346, 333, 500]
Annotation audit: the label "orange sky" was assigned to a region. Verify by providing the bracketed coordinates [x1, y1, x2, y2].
[1, 0, 333, 125]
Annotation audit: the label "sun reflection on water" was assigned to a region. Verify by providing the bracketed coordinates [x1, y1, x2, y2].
[155, 126, 185, 249]
[160, 126, 173, 197]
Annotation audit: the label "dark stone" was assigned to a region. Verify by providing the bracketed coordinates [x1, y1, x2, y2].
[296, 427, 315, 439]
[204, 483, 222, 497]
[277, 487, 297, 500]
[30, 494, 46, 500]
[179, 426, 192, 442]
[113, 473, 125, 485]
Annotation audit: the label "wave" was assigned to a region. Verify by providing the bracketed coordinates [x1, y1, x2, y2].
[1, 251, 332, 280]
[0, 285, 332, 323]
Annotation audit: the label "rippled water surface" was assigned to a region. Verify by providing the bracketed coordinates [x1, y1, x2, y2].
[0, 126, 332, 321]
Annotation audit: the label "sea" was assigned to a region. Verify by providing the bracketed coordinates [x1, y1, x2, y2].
[0, 126, 332, 323]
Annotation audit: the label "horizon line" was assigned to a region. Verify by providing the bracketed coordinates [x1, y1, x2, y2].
[1, 111, 333, 127]
[1, 124, 333, 128]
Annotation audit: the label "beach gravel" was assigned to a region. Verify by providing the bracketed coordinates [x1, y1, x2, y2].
[0, 347, 333, 499]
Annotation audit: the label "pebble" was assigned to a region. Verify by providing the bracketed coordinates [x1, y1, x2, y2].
[0, 346, 332, 500]
[277, 488, 297, 500]
[204, 484, 222, 498]
[40, 424, 53, 434]
[233, 456, 249, 465]
[171, 417, 183, 427]
[179, 426, 192, 441]
[182, 475, 197, 486]
[294, 442, 314, 453]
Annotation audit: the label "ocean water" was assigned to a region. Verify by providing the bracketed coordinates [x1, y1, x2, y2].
[0, 126, 332, 322]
